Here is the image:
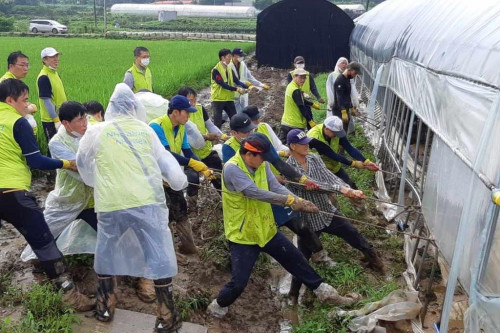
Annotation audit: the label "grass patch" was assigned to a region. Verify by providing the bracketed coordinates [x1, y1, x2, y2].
[65, 254, 94, 267]
[174, 290, 211, 321]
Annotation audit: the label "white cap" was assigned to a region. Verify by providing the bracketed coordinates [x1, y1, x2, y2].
[293, 68, 308, 76]
[41, 47, 60, 59]
[324, 116, 346, 138]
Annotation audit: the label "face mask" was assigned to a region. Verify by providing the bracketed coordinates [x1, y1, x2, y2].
[48, 66, 57, 70]
[141, 57, 150, 67]
[295, 63, 305, 69]
[238, 57, 245, 62]
[68, 124, 82, 138]
[222, 60, 229, 66]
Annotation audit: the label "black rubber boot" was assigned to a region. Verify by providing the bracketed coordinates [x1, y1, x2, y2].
[95, 275, 116, 322]
[154, 279, 182, 333]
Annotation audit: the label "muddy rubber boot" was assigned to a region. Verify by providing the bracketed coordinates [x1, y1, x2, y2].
[207, 299, 228, 318]
[136, 278, 156, 303]
[154, 281, 182, 332]
[176, 218, 199, 255]
[186, 195, 198, 215]
[95, 275, 117, 322]
[311, 250, 337, 268]
[313, 283, 361, 305]
[52, 273, 95, 312]
[361, 248, 386, 273]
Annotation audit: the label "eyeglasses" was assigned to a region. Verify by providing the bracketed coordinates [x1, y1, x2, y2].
[15, 63, 30, 69]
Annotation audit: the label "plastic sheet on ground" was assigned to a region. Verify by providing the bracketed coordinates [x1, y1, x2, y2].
[334, 290, 421, 332]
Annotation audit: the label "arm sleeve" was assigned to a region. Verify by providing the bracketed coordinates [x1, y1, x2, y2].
[212, 68, 237, 91]
[340, 137, 366, 161]
[266, 163, 292, 196]
[202, 106, 210, 121]
[222, 144, 236, 163]
[286, 72, 292, 84]
[42, 98, 58, 119]
[185, 121, 205, 149]
[243, 64, 263, 87]
[309, 76, 321, 100]
[150, 123, 169, 147]
[164, 148, 190, 166]
[181, 148, 198, 161]
[13, 118, 63, 170]
[232, 69, 248, 88]
[292, 89, 313, 122]
[326, 73, 335, 108]
[266, 123, 289, 153]
[223, 164, 288, 206]
[49, 139, 82, 181]
[123, 71, 134, 90]
[205, 119, 223, 135]
[37, 75, 52, 99]
[335, 77, 352, 110]
[150, 127, 187, 191]
[309, 138, 352, 166]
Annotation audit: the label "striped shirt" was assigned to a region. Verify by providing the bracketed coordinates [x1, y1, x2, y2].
[286, 154, 349, 231]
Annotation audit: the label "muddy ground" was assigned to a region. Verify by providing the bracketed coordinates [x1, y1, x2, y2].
[0, 59, 461, 332]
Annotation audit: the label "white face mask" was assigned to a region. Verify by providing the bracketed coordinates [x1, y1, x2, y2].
[141, 57, 150, 67]
[67, 124, 83, 138]
[48, 66, 57, 70]
[295, 63, 305, 69]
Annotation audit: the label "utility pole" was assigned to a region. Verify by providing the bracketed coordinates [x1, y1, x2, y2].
[93, 0, 97, 28]
[103, 0, 107, 36]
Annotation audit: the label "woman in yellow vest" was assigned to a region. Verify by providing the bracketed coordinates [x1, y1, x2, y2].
[286, 56, 325, 103]
[210, 48, 249, 129]
[0, 79, 93, 312]
[207, 133, 360, 317]
[307, 116, 379, 189]
[77, 83, 187, 331]
[37, 47, 67, 144]
[123, 46, 153, 93]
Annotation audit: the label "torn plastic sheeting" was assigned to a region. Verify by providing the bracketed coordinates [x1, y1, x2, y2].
[334, 290, 421, 332]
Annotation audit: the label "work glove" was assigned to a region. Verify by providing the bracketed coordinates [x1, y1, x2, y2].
[308, 120, 316, 128]
[363, 159, 380, 171]
[220, 133, 230, 141]
[299, 175, 319, 190]
[350, 107, 358, 116]
[204, 133, 219, 142]
[312, 103, 320, 110]
[236, 87, 248, 94]
[341, 109, 349, 123]
[278, 150, 290, 157]
[318, 97, 326, 104]
[492, 188, 500, 206]
[303, 93, 311, 100]
[262, 84, 270, 90]
[285, 195, 319, 213]
[341, 187, 366, 199]
[351, 160, 365, 169]
[26, 103, 37, 114]
[61, 159, 77, 171]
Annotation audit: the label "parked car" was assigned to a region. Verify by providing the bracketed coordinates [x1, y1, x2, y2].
[29, 20, 67, 34]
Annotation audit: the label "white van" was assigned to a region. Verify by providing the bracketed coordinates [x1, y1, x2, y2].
[29, 20, 67, 34]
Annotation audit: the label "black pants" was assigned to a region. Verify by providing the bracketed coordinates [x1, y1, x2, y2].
[163, 186, 187, 222]
[216, 231, 323, 307]
[289, 214, 372, 297]
[42, 122, 57, 155]
[335, 167, 358, 190]
[283, 217, 322, 254]
[76, 208, 98, 232]
[278, 124, 303, 144]
[0, 189, 63, 274]
[212, 101, 236, 129]
[186, 151, 222, 197]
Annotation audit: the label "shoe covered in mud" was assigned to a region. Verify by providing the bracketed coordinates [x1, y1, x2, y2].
[95, 275, 117, 322]
[311, 249, 337, 268]
[361, 248, 386, 273]
[136, 278, 156, 303]
[62, 286, 96, 312]
[313, 283, 361, 305]
[154, 282, 182, 332]
[207, 299, 228, 318]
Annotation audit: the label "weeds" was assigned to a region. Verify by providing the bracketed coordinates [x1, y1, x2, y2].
[174, 290, 211, 321]
[65, 254, 94, 267]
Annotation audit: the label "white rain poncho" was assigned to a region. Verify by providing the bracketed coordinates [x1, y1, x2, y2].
[185, 120, 206, 150]
[21, 126, 95, 261]
[77, 83, 187, 279]
[326, 57, 360, 119]
[135, 90, 169, 123]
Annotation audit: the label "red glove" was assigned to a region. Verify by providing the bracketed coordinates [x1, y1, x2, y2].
[304, 179, 319, 190]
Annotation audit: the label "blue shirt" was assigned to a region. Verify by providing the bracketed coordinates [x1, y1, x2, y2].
[150, 123, 190, 150]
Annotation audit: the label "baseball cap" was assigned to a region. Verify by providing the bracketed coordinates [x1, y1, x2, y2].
[293, 68, 308, 76]
[242, 105, 260, 120]
[287, 129, 313, 145]
[232, 48, 247, 56]
[294, 56, 305, 64]
[241, 132, 271, 155]
[169, 95, 197, 112]
[41, 47, 61, 59]
[230, 113, 256, 133]
[324, 116, 346, 138]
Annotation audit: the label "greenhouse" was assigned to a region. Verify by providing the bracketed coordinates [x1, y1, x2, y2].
[351, 0, 500, 331]
[110, 4, 257, 18]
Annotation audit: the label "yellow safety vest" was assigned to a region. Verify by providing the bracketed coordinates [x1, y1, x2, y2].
[222, 153, 276, 247]
[37, 66, 67, 122]
[0, 102, 32, 190]
[94, 119, 161, 212]
[211, 61, 235, 102]
[281, 80, 306, 129]
[256, 123, 280, 175]
[189, 104, 212, 160]
[149, 115, 185, 154]
[127, 64, 153, 93]
[224, 136, 241, 159]
[87, 115, 100, 125]
[307, 123, 341, 173]
[289, 70, 311, 95]
[0, 71, 16, 82]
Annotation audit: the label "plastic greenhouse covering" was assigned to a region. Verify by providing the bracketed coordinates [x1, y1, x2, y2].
[110, 4, 257, 18]
[350, 0, 500, 331]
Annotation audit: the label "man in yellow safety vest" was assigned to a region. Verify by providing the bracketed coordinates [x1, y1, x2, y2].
[124, 46, 153, 93]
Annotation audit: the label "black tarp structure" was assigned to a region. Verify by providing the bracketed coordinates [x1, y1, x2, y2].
[256, 0, 354, 73]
